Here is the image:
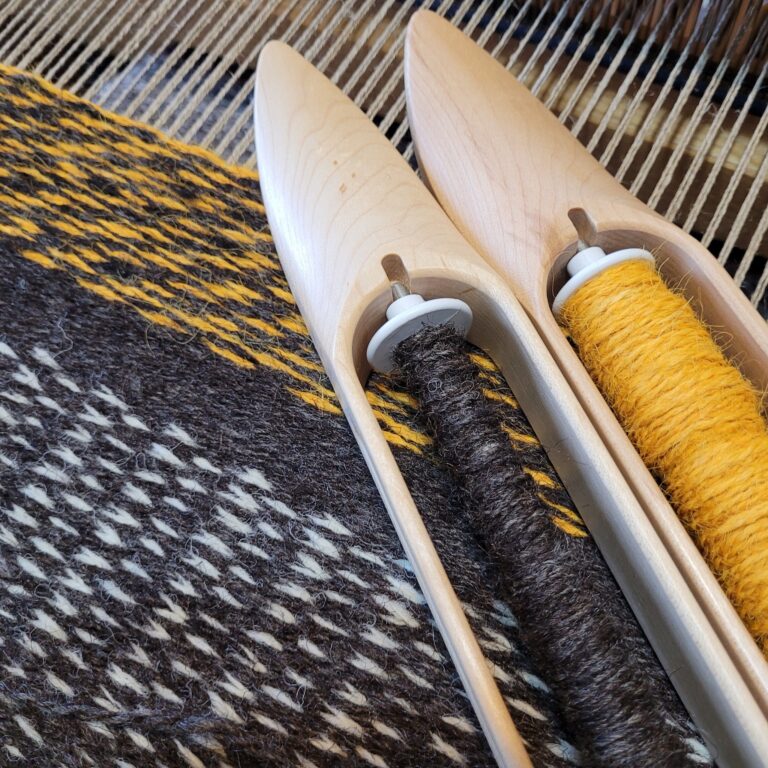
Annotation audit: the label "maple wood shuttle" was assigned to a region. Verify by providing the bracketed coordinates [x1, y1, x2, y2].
[255, 37, 767, 767]
[405, 0, 768, 745]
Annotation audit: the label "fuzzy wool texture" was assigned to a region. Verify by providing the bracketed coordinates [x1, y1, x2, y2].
[0, 63, 714, 767]
[0, 63, 590, 767]
[561, 258, 768, 656]
[394, 324, 706, 768]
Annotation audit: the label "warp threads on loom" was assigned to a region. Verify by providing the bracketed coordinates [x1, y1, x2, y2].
[393, 325, 698, 768]
[560, 258, 768, 655]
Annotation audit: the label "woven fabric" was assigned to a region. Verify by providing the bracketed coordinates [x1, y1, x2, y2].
[0, 66, 708, 766]
[2, 0, 765, 308]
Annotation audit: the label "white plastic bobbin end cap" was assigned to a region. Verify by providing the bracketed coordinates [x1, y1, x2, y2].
[366, 294, 473, 373]
[552, 246, 655, 316]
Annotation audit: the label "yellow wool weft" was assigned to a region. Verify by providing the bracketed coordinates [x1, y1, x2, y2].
[560, 258, 768, 655]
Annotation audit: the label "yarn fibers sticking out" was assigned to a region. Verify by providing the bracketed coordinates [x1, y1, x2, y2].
[560, 258, 768, 656]
[393, 324, 701, 768]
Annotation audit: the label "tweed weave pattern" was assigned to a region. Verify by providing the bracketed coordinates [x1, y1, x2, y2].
[0, 65, 709, 766]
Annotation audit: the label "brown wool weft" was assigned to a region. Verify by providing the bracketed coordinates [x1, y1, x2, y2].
[394, 324, 701, 768]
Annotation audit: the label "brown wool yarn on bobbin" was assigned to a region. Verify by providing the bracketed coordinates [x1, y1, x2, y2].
[394, 324, 704, 768]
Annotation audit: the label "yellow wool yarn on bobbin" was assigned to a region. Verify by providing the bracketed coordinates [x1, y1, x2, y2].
[560, 258, 768, 655]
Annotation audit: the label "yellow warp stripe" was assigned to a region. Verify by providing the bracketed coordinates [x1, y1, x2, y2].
[120, 244, 183, 273]
[203, 340, 255, 369]
[140, 191, 188, 213]
[58, 106, 256, 184]
[223, 280, 269, 301]
[8, 140, 273, 273]
[236, 313, 285, 338]
[166, 280, 224, 306]
[136, 308, 186, 333]
[111, 140, 152, 160]
[7, 214, 41, 236]
[51, 219, 84, 238]
[229, 252, 279, 271]
[17, 236, 115, 275]
[469, 352, 497, 371]
[0, 109, 54, 136]
[178, 168, 215, 190]
[0, 190, 54, 213]
[192, 275, 265, 303]
[140, 280, 175, 299]
[288, 383, 423, 450]
[206, 314, 240, 332]
[0, 223, 33, 241]
[4, 90, 53, 110]
[538, 494, 584, 525]
[0, 136, 29, 154]
[113, 220, 166, 242]
[219, 227, 257, 245]
[523, 467, 558, 489]
[31, 137, 111, 160]
[266, 284, 296, 305]
[156, 244, 241, 274]
[249, 349, 328, 391]
[137, 297, 326, 400]
[136, 224, 178, 246]
[118, 188, 150, 209]
[482, 388, 519, 408]
[502, 424, 540, 446]
[175, 216, 211, 234]
[365, 389, 408, 416]
[272, 347, 326, 373]
[287, 387, 342, 416]
[0, 63, 452, 455]
[75, 278, 127, 304]
[18, 131, 258, 249]
[101, 277, 165, 309]
[13, 164, 55, 186]
[20, 250, 62, 270]
[165, 304, 242, 340]
[138, 297, 335, 404]
[552, 516, 589, 538]
[156, 220, 213, 249]
[276, 314, 308, 335]
[194, 281, 254, 305]
[56, 160, 90, 180]
[381, 429, 421, 452]
[68, 190, 110, 212]
[38, 191, 70, 206]
[371, 382, 420, 409]
[370, 405, 431, 448]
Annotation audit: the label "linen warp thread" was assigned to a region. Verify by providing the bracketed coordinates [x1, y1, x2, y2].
[561, 258, 768, 655]
[393, 324, 698, 768]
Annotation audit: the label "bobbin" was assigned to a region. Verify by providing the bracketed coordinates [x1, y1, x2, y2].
[404, 11, 768, 766]
[254, 35, 767, 768]
[551, 209, 655, 314]
[366, 267, 473, 373]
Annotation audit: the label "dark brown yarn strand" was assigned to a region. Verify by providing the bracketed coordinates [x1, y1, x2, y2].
[393, 324, 701, 768]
